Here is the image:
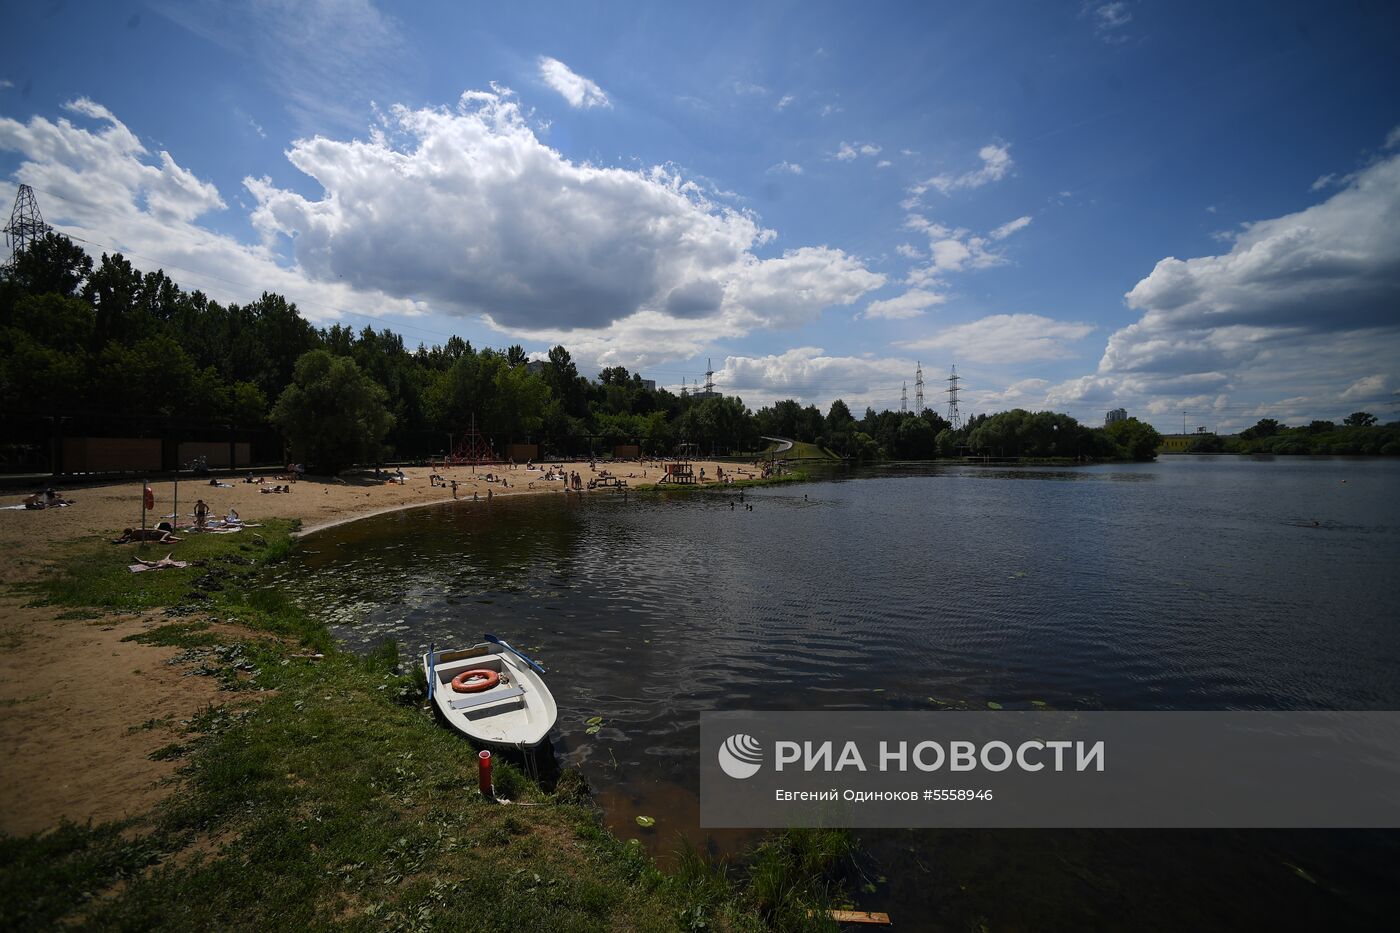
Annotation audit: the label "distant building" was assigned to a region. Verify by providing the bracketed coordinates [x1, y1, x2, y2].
[1105, 408, 1127, 426]
[690, 389, 722, 400]
[640, 378, 656, 392]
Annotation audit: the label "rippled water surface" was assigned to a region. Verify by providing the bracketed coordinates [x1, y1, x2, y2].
[280, 457, 1400, 929]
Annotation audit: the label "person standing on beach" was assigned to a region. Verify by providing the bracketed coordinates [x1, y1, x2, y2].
[450, 480, 459, 499]
[194, 498, 209, 529]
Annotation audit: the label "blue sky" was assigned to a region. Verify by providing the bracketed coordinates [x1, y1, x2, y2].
[2, 0, 1398, 431]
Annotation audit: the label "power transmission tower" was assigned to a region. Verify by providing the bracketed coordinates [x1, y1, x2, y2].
[703, 358, 716, 396]
[3, 184, 52, 272]
[946, 364, 963, 430]
[914, 363, 925, 416]
[681, 378, 689, 399]
[900, 381, 908, 414]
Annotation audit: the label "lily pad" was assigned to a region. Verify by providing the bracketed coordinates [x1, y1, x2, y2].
[585, 716, 603, 726]
[586, 725, 601, 735]
[635, 815, 656, 828]
[1031, 700, 1048, 708]
[987, 701, 1004, 710]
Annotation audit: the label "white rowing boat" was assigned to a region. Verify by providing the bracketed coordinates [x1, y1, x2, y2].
[422, 642, 557, 748]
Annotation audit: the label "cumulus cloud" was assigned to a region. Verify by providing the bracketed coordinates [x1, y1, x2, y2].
[0, 92, 885, 369]
[715, 347, 912, 409]
[864, 288, 946, 320]
[537, 56, 611, 109]
[0, 97, 423, 321]
[243, 87, 886, 340]
[776, 95, 794, 110]
[909, 143, 1013, 200]
[1047, 141, 1400, 428]
[908, 314, 1095, 363]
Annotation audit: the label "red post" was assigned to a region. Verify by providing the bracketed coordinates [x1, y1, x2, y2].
[478, 749, 493, 797]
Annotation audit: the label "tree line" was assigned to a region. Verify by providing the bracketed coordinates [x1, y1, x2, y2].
[2, 233, 1170, 471]
[1179, 415, 1398, 456]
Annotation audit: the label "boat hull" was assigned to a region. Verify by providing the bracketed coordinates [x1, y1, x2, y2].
[423, 644, 557, 748]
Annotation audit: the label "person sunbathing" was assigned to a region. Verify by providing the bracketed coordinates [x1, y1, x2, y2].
[113, 527, 181, 544]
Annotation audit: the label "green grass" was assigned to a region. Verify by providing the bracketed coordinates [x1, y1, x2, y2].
[2, 522, 851, 930]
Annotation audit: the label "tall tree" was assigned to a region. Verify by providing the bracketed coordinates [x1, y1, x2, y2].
[270, 350, 394, 473]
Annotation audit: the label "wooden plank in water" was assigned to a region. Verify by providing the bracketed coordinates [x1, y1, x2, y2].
[808, 909, 892, 925]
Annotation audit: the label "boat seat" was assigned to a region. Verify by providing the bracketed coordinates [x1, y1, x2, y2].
[448, 685, 525, 711]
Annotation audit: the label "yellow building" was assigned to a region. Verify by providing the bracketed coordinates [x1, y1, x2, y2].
[1158, 434, 1195, 453]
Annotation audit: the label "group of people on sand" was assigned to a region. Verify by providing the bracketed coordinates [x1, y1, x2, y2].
[260, 484, 293, 494]
[21, 488, 74, 509]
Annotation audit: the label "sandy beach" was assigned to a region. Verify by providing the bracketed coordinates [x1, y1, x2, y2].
[0, 458, 751, 548]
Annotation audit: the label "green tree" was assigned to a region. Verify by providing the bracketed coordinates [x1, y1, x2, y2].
[1344, 412, 1377, 427]
[1104, 417, 1162, 461]
[8, 232, 93, 298]
[270, 350, 394, 473]
[1240, 418, 1281, 440]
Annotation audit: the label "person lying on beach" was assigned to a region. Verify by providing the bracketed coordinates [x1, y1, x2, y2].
[113, 527, 182, 544]
[226, 508, 240, 524]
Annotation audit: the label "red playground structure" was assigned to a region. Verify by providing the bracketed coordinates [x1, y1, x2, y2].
[444, 414, 500, 468]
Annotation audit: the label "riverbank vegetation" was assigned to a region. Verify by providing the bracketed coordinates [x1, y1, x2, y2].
[1179, 415, 1400, 456]
[6, 233, 1173, 469]
[1, 524, 862, 931]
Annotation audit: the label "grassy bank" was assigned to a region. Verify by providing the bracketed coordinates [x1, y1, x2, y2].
[1, 524, 856, 931]
[638, 470, 812, 496]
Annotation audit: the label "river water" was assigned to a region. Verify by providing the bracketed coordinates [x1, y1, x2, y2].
[281, 457, 1400, 929]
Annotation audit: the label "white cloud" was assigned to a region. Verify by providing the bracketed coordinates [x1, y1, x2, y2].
[907, 314, 1095, 363]
[0, 80, 13, 90]
[820, 103, 843, 117]
[902, 215, 1012, 285]
[1339, 374, 1393, 402]
[834, 141, 882, 162]
[0, 97, 423, 321]
[716, 347, 912, 409]
[1387, 125, 1400, 149]
[864, 288, 946, 320]
[1046, 140, 1400, 429]
[537, 56, 611, 109]
[0, 92, 885, 370]
[895, 243, 924, 259]
[908, 143, 1014, 200]
[876, 160, 892, 169]
[776, 95, 794, 110]
[767, 161, 803, 175]
[990, 215, 1032, 240]
[732, 81, 767, 96]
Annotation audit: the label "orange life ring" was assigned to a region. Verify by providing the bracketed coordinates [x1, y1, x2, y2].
[451, 669, 500, 693]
